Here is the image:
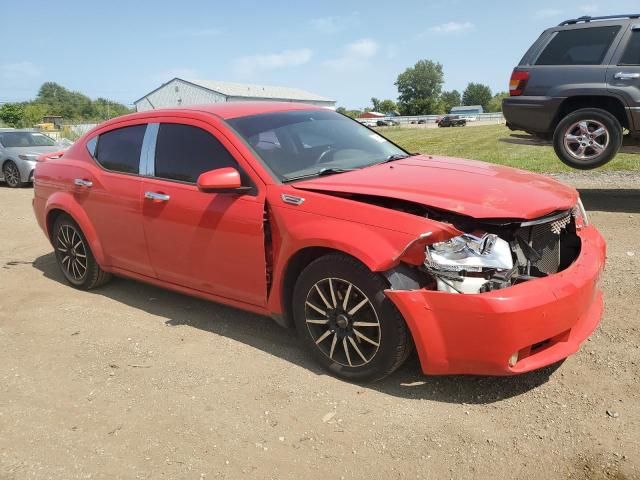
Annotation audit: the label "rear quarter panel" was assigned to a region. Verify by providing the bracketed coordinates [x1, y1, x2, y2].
[34, 156, 108, 266]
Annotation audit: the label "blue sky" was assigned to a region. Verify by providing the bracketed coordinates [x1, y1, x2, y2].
[1, 0, 638, 109]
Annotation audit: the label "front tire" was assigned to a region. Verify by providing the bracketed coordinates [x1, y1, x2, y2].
[553, 108, 622, 169]
[52, 214, 112, 290]
[3, 161, 25, 188]
[292, 254, 412, 382]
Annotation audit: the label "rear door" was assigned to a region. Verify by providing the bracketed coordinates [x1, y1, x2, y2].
[82, 122, 155, 276]
[607, 23, 640, 130]
[141, 119, 267, 307]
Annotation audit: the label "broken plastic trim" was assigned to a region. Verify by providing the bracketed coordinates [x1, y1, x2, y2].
[393, 232, 433, 266]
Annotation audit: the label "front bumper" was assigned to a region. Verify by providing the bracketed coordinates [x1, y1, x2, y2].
[16, 159, 37, 183]
[385, 225, 606, 376]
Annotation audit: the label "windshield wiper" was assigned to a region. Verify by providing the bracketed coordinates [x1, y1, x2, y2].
[283, 167, 356, 183]
[379, 153, 415, 164]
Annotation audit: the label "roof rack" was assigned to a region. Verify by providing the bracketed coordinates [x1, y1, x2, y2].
[559, 14, 640, 26]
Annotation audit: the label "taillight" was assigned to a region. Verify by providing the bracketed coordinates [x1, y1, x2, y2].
[509, 70, 529, 96]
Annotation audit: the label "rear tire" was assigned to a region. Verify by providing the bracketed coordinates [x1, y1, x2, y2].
[553, 108, 622, 170]
[3, 161, 25, 188]
[52, 214, 112, 290]
[292, 253, 412, 383]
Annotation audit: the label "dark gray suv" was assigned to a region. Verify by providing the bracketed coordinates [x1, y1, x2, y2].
[503, 14, 640, 169]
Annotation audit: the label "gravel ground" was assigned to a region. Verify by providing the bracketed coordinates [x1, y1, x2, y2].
[0, 176, 639, 480]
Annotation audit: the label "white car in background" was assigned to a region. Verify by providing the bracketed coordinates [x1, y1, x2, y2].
[0, 130, 68, 188]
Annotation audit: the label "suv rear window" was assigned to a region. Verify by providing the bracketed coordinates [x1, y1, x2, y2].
[535, 26, 620, 65]
[95, 124, 146, 174]
[620, 31, 640, 65]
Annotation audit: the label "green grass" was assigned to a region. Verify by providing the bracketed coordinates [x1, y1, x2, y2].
[381, 124, 640, 173]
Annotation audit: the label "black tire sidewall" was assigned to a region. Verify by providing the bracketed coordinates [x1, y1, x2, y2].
[52, 214, 100, 289]
[292, 254, 410, 383]
[553, 108, 622, 170]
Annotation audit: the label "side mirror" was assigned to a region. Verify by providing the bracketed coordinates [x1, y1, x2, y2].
[197, 167, 248, 193]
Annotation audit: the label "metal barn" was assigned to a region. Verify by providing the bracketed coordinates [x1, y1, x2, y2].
[135, 78, 335, 112]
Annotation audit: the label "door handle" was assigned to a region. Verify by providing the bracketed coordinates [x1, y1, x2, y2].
[144, 191, 170, 202]
[614, 72, 640, 80]
[74, 178, 93, 188]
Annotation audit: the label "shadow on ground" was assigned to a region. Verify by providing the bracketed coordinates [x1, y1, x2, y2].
[30, 252, 565, 404]
[579, 188, 640, 214]
[500, 133, 640, 154]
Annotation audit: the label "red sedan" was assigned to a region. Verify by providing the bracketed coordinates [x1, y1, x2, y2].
[33, 102, 606, 382]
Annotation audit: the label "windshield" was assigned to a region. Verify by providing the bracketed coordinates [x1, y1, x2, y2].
[227, 109, 408, 181]
[0, 132, 57, 148]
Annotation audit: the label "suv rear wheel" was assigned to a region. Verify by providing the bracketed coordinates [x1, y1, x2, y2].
[553, 108, 622, 169]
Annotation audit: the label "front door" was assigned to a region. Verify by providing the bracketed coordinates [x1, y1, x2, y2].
[141, 121, 266, 307]
[607, 24, 640, 130]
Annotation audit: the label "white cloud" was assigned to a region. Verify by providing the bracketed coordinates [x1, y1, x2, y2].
[311, 13, 359, 34]
[535, 8, 563, 18]
[428, 21, 474, 34]
[311, 16, 343, 34]
[232, 49, 313, 77]
[0, 61, 41, 79]
[579, 4, 599, 13]
[324, 38, 379, 70]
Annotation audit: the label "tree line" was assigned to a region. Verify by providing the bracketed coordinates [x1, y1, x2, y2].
[0, 82, 132, 128]
[337, 59, 508, 118]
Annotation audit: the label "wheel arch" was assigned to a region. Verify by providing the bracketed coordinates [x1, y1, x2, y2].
[553, 95, 630, 131]
[275, 247, 372, 328]
[44, 192, 107, 267]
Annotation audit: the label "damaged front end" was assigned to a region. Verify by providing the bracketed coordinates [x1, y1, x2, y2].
[399, 200, 588, 295]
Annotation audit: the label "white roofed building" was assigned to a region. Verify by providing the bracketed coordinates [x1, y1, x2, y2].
[135, 78, 335, 111]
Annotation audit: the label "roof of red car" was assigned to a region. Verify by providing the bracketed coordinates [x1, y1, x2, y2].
[126, 101, 327, 122]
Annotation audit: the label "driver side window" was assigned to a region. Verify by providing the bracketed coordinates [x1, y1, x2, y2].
[154, 123, 238, 183]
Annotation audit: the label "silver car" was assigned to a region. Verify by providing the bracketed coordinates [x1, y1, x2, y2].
[0, 130, 66, 188]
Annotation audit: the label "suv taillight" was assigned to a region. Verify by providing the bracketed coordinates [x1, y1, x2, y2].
[509, 70, 529, 96]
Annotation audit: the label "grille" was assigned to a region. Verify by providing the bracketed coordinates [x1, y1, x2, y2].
[515, 214, 571, 274]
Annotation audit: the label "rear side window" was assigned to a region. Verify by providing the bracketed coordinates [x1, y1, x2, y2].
[536, 26, 621, 65]
[154, 123, 237, 183]
[95, 125, 146, 174]
[620, 31, 640, 65]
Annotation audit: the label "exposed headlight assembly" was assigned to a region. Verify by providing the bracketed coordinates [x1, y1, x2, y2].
[425, 233, 514, 294]
[572, 198, 589, 228]
[426, 233, 513, 273]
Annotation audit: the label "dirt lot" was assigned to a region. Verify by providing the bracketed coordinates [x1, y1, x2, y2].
[1, 174, 639, 480]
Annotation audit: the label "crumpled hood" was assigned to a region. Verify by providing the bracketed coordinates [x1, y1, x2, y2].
[292, 155, 578, 220]
[5, 145, 65, 157]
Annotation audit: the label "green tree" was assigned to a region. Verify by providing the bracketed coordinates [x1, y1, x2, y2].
[20, 103, 49, 128]
[395, 60, 444, 115]
[377, 99, 398, 115]
[440, 90, 461, 114]
[0, 103, 24, 127]
[487, 91, 509, 112]
[336, 107, 362, 119]
[35, 82, 131, 121]
[371, 97, 381, 111]
[462, 83, 492, 111]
